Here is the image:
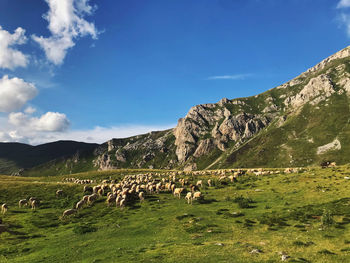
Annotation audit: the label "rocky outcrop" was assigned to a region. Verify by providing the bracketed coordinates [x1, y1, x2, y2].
[317, 139, 341, 155]
[173, 98, 272, 162]
[284, 74, 335, 108]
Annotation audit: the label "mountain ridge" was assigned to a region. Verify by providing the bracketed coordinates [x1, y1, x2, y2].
[3, 45, 350, 175]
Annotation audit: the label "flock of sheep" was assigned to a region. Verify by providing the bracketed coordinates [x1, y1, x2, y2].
[1, 168, 303, 220]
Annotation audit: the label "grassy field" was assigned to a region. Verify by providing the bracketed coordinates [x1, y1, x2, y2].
[1, 167, 350, 262]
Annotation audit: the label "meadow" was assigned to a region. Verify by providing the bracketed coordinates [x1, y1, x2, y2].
[1, 167, 350, 262]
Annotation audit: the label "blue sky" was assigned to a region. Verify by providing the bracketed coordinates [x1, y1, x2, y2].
[0, 0, 350, 144]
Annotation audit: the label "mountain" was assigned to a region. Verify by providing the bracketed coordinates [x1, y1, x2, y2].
[91, 45, 350, 171]
[0, 141, 98, 175]
[4, 45, 350, 175]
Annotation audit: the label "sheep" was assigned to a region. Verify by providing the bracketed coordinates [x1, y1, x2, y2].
[76, 200, 86, 210]
[139, 192, 145, 202]
[173, 188, 184, 199]
[31, 200, 39, 210]
[185, 192, 192, 204]
[193, 191, 202, 200]
[119, 198, 126, 208]
[196, 180, 203, 188]
[106, 194, 116, 206]
[115, 195, 122, 207]
[18, 199, 28, 208]
[62, 209, 77, 218]
[56, 189, 64, 197]
[207, 179, 212, 187]
[82, 195, 90, 203]
[1, 203, 8, 214]
[84, 186, 93, 193]
[88, 193, 98, 204]
[97, 188, 104, 196]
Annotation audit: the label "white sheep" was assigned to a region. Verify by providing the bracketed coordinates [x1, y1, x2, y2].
[18, 199, 28, 208]
[185, 192, 192, 204]
[139, 192, 145, 202]
[1, 203, 8, 214]
[173, 188, 184, 199]
[62, 209, 77, 218]
[56, 189, 63, 197]
[31, 199, 39, 210]
[193, 191, 202, 200]
[76, 200, 85, 210]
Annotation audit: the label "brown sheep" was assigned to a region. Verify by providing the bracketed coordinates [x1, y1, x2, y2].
[18, 199, 28, 208]
[62, 209, 77, 218]
[1, 203, 8, 214]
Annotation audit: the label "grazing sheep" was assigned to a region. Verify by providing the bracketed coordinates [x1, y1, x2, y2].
[106, 194, 116, 206]
[88, 193, 98, 204]
[193, 191, 202, 200]
[62, 209, 77, 218]
[196, 180, 203, 188]
[76, 200, 85, 210]
[173, 188, 184, 199]
[115, 195, 122, 207]
[1, 203, 8, 214]
[18, 199, 28, 208]
[139, 192, 145, 202]
[119, 198, 126, 208]
[82, 195, 90, 203]
[56, 189, 63, 197]
[207, 179, 212, 187]
[31, 200, 39, 210]
[97, 188, 104, 196]
[185, 192, 192, 204]
[84, 186, 93, 193]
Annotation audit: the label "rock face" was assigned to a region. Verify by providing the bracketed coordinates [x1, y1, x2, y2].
[284, 74, 335, 108]
[173, 101, 271, 163]
[317, 139, 341, 155]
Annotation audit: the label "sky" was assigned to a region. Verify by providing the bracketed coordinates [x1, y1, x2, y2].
[0, 0, 350, 145]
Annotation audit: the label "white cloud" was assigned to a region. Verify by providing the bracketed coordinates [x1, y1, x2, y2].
[0, 26, 28, 70]
[32, 0, 99, 65]
[207, 74, 252, 80]
[35, 112, 70, 131]
[8, 111, 70, 132]
[0, 75, 38, 112]
[338, 0, 350, 8]
[24, 106, 36, 114]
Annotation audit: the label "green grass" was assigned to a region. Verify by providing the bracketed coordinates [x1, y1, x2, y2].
[1, 167, 350, 262]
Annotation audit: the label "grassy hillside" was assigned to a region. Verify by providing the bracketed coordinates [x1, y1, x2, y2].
[1, 167, 350, 262]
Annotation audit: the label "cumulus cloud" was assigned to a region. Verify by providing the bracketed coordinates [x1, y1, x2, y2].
[32, 0, 99, 65]
[8, 111, 70, 132]
[338, 0, 350, 8]
[0, 75, 38, 112]
[0, 26, 28, 70]
[207, 74, 252, 80]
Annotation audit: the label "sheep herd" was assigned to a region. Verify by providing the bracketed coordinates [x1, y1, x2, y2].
[1, 168, 304, 220]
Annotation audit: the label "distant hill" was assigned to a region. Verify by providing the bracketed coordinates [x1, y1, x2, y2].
[0, 141, 98, 175]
